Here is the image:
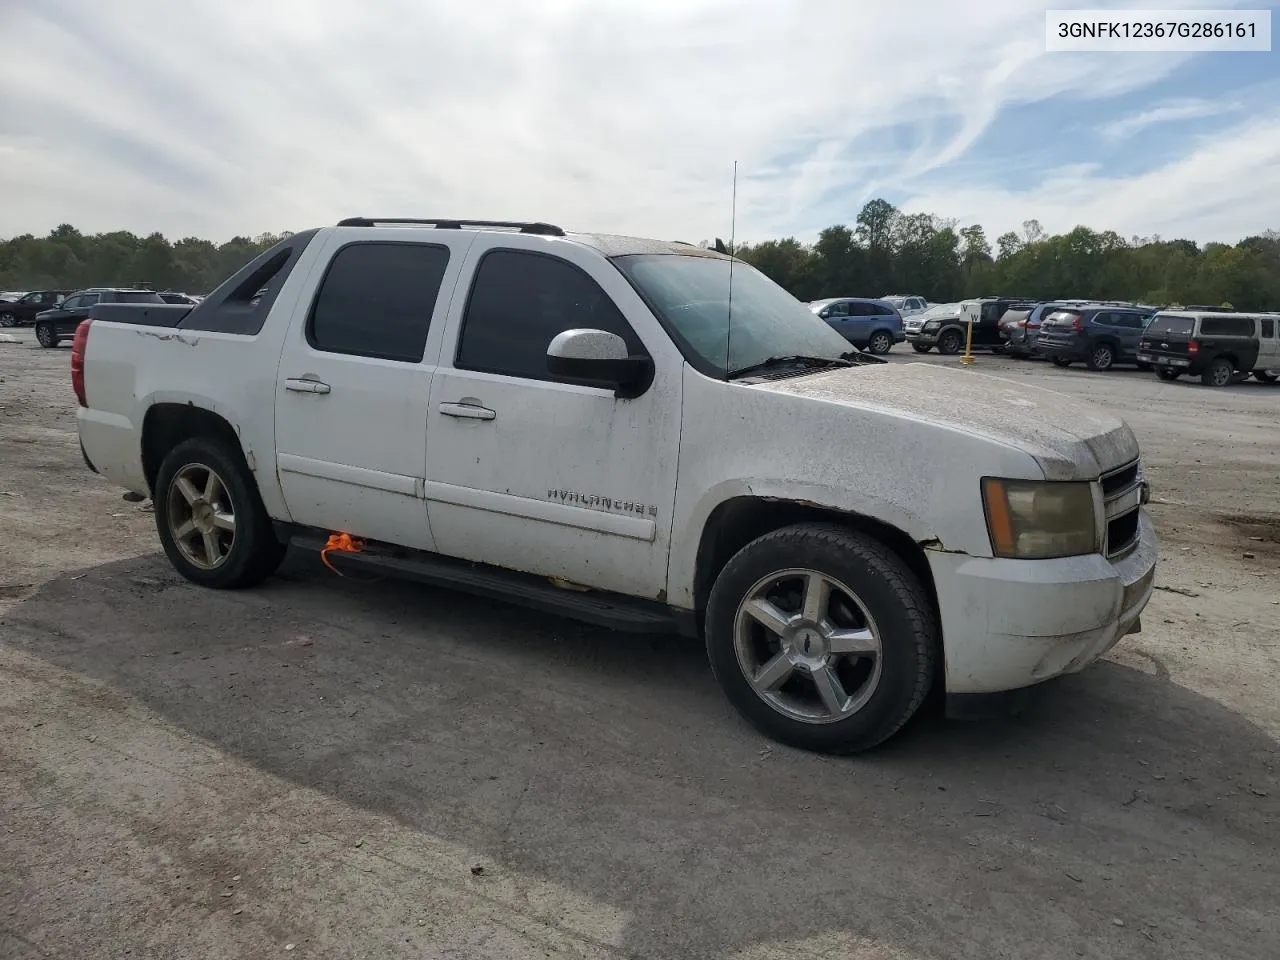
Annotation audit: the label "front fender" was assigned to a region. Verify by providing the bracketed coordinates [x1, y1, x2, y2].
[665, 477, 938, 609]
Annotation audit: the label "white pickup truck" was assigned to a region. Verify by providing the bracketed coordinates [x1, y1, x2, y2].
[74, 217, 1157, 754]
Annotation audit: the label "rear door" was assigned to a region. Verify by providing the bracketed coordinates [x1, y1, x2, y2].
[1258, 317, 1280, 369]
[273, 230, 472, 551]
[1112, 311, 1145, 360]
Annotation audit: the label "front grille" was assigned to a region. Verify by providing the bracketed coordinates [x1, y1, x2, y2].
[1102, 458, 1143, 559]
[1101, 461, 1140, 497]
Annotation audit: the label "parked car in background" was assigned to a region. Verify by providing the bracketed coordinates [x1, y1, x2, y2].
[159, 291, 201, 305]
[1137, 311, 1280, 386]
[913, 297, 1028, 355]
[808, 297, 904, 354]
[905, 302, 960, 350]
[1035, 305, 1154, 371]
[881, 295, 930, 319]
[34, 288, 165, 347]
[0, 289, 72, 327]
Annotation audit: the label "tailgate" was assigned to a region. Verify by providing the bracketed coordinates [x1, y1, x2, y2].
[1138, 316, 1195, 361]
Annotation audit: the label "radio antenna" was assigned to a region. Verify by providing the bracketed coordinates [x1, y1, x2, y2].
[724, 160, 738, 375]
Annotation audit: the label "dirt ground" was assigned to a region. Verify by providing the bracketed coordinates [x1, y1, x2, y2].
[1, 330, 1277, 960]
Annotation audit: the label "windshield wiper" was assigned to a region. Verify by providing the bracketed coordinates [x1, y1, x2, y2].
[727, 355, 852, 380]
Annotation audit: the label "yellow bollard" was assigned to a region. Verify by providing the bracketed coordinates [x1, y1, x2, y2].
[960, 318, 975, 366]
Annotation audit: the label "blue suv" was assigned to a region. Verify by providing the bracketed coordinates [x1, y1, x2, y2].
[808, 297, 904, 354]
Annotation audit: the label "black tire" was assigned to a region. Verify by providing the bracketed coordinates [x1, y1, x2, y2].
[1052, 357, 1070, 367]
[868, 330, 894, 355]
[0, 312, 15, 328]
[1201, 358, 1234, 388]
[1156, 367, 1180, 381]
[154, 436, 287, 589]
[1086, 342, 1115, 372]
[911, 343, 931, 354]
[35, 322, 58, 348]
[936, 329, 963, 355]
[705, 523, 938, 755]
[1254, 370, 1278, 383]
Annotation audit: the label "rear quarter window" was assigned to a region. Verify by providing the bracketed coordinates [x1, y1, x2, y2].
[1199, 316, 1256, 337]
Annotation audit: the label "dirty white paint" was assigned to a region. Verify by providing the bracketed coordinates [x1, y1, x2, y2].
[78, 224, 1157, 697]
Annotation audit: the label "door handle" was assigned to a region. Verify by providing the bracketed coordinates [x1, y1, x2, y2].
[285, 378, 331, 394]
[438, 399, 496, 421]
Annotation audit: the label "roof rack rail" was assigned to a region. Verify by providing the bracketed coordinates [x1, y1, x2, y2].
[336, 217, 566, 237]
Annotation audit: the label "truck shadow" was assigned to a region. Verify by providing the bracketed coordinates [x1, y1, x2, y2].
[5, 551, 1278, 960]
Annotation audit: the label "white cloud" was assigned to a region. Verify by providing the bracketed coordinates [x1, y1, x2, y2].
[1098, 98, 1237, 142]
[0, 0, 1269, 246]
[900, 110, 1280, 243]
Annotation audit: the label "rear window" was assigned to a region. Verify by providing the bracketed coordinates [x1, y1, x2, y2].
[114, 291, 164, 304]
[1000, 310, 1030, 324]
[1044, 310, 1081, 324]
[1145, 314, 1194, 335]
[1199, 316, 1255, 337]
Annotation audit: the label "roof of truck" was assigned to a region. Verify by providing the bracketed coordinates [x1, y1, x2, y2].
[332, 218, 734, 260]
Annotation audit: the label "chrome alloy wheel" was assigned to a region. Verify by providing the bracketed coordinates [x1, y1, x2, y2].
[733, 568, 883, 724]
[166, 462, 237, 569]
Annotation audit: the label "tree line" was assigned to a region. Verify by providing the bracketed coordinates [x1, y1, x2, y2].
[3, 205, 1279, 311]
[730, 199, 1280, 311]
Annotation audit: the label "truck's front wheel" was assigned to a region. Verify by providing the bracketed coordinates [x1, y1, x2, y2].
[705, 523, 937, 754]
[154, 437, 286, 589]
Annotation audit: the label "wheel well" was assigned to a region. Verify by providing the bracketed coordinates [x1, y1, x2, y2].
[693, 497, 940, 621]
[141, 403, 246, 495]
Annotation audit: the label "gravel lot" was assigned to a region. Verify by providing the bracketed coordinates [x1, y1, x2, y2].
[2, 331, 1277, 960]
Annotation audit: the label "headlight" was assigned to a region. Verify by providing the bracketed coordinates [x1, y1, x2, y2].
[981, 478, 1098, 559]
[924, 320, 941, 330]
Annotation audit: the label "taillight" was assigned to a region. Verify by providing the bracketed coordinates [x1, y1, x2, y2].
[1187, 339, 1199, 355]
[1017, 319, 1027, 327]
[1072, 317, 1084, 332]
[71, 319, 92, 407]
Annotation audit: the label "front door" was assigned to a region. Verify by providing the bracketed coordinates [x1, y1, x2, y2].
[424, 236, 682, 599]
[274, 232, 471, 550]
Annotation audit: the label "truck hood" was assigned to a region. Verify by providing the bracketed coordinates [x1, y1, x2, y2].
[756, 362, 1138, 480]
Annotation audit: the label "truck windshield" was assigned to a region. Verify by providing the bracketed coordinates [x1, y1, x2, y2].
[613, 254, 851, 378]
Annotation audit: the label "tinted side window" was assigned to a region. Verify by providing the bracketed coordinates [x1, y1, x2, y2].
[456, 249, 641, 381]
[60, 296, 82, 310]
[81, 293, 101, 306]
[1263, 319, 1275, 338]
[1117, 313, 1144, 329]
[1199, 316, 1254, 337]
[308, 242, 449, 363]
[826, 302, 851, 318]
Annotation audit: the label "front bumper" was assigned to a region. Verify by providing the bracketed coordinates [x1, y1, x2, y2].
[907, 330, 942, 346]
[926, 512, 1158, 694]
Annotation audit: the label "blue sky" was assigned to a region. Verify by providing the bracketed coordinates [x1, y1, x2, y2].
[0, 0, 1277, 246]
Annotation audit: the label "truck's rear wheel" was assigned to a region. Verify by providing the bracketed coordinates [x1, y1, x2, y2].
[868, 330, 893, 355]
[705, 523, 937, 754]
[155, 436, 286, 589]
[0, 312, 15, 327]
[1201, 358, 1234, 387]
[1156, 367, 1180, 381]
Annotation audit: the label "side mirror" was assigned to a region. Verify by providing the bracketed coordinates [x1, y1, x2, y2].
[546, 329, 653, 398]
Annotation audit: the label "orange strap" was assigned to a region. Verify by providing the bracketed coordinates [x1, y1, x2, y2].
[320, 532, 364, 575]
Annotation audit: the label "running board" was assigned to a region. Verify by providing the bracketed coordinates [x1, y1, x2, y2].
[284, 530, 688, 635]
